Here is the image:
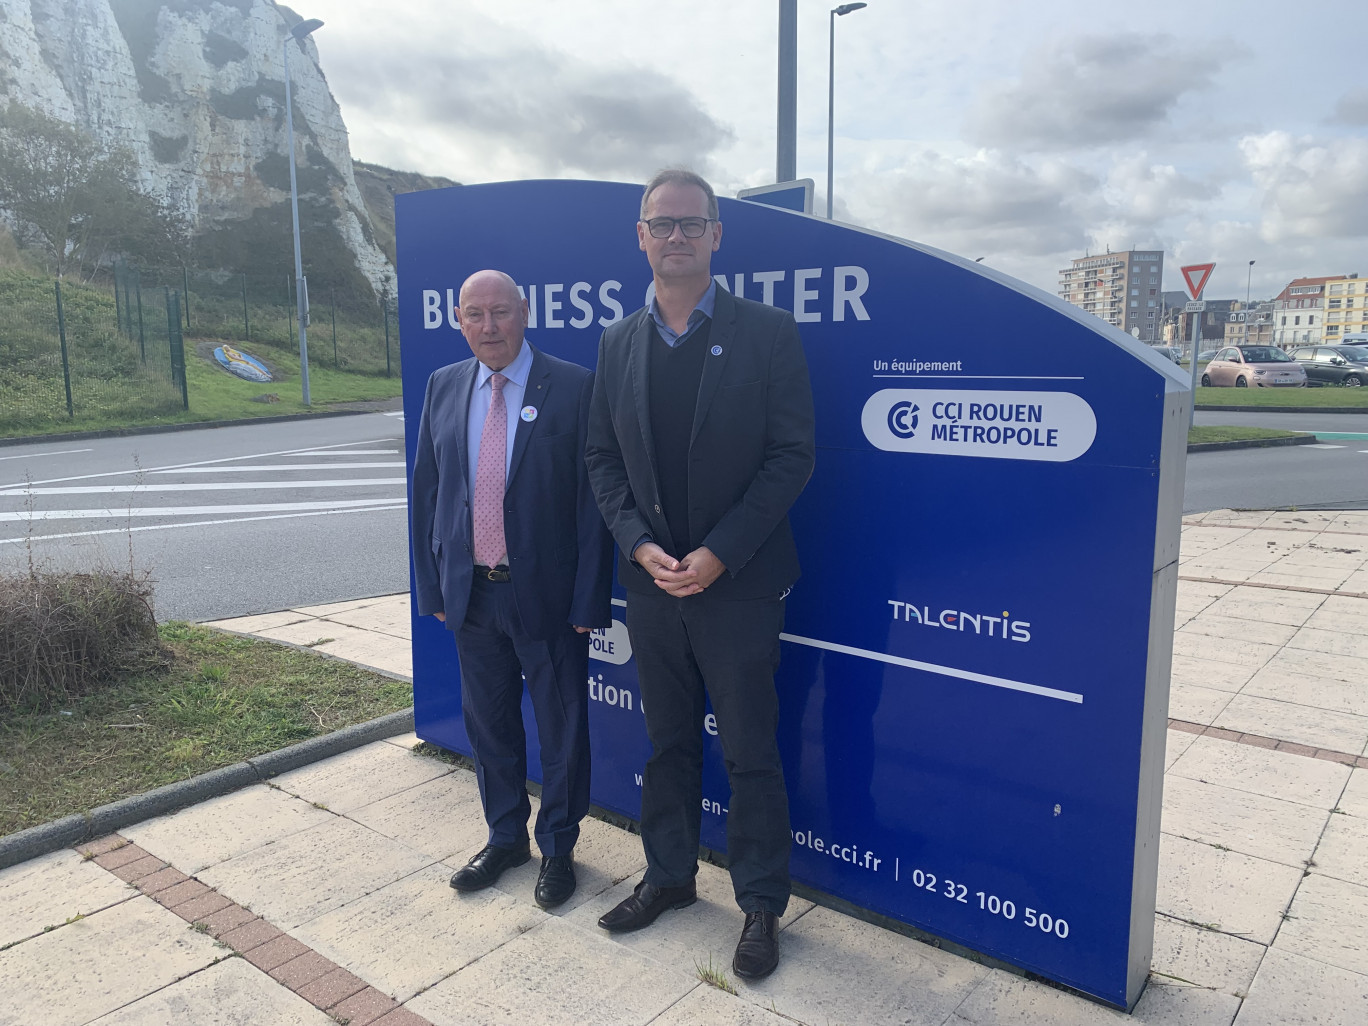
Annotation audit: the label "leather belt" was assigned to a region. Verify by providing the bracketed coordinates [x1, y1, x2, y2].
[473, 564, 511, 583]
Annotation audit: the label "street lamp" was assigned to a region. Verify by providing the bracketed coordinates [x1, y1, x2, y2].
[1245, 259, 1255, 343]
[284, 17, 323, 406]
[826, 2, 867, 219]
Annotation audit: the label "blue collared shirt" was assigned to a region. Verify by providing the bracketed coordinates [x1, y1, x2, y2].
[649, 279, 717, 348]
[466, 340, 534, 565]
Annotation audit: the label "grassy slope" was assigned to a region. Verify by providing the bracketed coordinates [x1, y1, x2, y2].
[0, 623, 412, 836]
[1188, 425, 1310, 444]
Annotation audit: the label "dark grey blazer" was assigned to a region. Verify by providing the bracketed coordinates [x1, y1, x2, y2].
[585, 287, 816, 599]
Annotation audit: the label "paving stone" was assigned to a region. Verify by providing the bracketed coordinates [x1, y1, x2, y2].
[1170, 632, 1280, 670]
[563, 862, 810, 974]
[203, 609, 317, 633]
[1301, 594, 1368, 632]
[1274, 873, 1368, 975]
[121, 783, 333, 874]
[1168, 654, 1256, 693]
[1205, 587, 1325, 627]
[1311, 810, 1368, 888]
[326, 596, 412, 638]
[94, 843, 152, 871]
[134, 866, 190, 896]
[650, 984, 794, 1025]
[153, 878, 211, 910]
[1215, 694, 1368, 757]
[1167, 735, 1351, 809]
[293, 863, 546, 1003]
[1165, 729, 1199, 771]
[196, 903, 256, 938]
[330, 986, 401, 1026]
[108, 855, 167, 883]
[1266, 645, 1368, 686]
[1339, 767, 1368, 817]
[918, 967, 1129, 1025]
[269, 949, 337, 990]
[382, 730, 421, 750]
[348, 770, 485, 862]
[1178, 614, 1299, 648]
[270, 742, 450, 814]
[1155, 834, 1302, 945]
[1167, 682, 1235, 725]
[1160, 775, 1328, 868]
[1233, 946, 1368, 1026]
[170, 891, 233, 923]
[0, 848, 134, 950]
[291, 596, 390, 618]
[1126, 981, 1241, 1024]
[1286, 625, 1368, 661]
[1242, 664, 1368, 718]
[76, 835, 131, 858]
[296, 966, 369, 1010]
[243, 932, 310, 972]
[219, 917, 283, 952]
[312, 630, 412, 678]
[1150, 915, 1266, 998]
[198, 817, 433, 930]
[0, 895, 220, 1026]
[729, 905, 984, 1025]
[86, 953, 335, 1025]
[406, 916, 696, 1026]
[371, 1008, 433, 1026]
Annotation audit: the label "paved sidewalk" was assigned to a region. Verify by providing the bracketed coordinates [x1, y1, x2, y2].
[2, 511, 1367, 1025]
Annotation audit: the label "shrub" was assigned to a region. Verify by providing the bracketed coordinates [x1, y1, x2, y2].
[0, 568, 164, 712]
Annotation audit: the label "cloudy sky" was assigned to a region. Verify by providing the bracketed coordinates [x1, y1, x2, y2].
[316, 0, 1368, 298]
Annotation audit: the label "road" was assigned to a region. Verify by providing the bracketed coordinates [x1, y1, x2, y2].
[0, 413, 410, 622]
[3, 409, 1366, 621]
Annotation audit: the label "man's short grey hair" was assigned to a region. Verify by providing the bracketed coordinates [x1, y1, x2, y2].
[640, 169, 719, 221]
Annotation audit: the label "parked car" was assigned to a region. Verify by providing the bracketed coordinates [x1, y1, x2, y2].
[1197, 350, 1218, 363]
[1340, 333, 1368, 346]
[1147, 345, 1183, 364]
[1290, 346, 1368, 387]
[1200, 346, 1307, 387]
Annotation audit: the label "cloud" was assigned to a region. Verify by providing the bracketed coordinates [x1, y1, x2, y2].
[970, 33, 1235, 150]
[1241, 131, 1368, 241]
[325, 14, 733, 182]
[849, 149, 1097, 259]
[1330, 89, 1368, 126]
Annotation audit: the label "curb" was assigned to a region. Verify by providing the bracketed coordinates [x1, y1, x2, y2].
[0, 406, 397, 449]
[1195, 404, 1368, 414]
[1187, 435, 1320, 453]
[0, 708, 414, 871]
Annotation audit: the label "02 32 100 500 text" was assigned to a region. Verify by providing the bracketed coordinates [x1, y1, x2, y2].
[904, 867, 1071, 940]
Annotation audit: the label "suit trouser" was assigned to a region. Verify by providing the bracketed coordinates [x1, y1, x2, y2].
[627, 587, 791, 916]
[455, 576, 591, 858]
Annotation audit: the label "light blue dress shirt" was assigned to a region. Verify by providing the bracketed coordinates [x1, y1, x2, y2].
[466, 340, 534, 564]
[650, 279, 717, 348]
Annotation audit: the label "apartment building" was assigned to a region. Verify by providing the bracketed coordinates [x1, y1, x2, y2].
[1322, 274, 1367, 343]
[1271, 276, 1338, 348]
[1058, 250, 1165, 339]
[1223, 302, 1276, 345]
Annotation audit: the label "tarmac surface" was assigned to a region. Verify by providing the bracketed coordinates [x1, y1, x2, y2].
[2, 509, 1367, 1025]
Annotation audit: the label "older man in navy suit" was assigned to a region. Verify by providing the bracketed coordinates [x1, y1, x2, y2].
[411, 269, 613, 909]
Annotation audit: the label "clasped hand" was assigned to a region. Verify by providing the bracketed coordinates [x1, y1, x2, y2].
[633, 542, 725, 597]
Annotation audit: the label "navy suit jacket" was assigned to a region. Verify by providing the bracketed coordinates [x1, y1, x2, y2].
[411, 344, 613, 639]
[585, 287, 816, 600]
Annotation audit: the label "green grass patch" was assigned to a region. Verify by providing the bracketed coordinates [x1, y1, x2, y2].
[1197, 386, 1368, 408]
[1188, 426, 1311, 445]
[0, 622, 412, 836]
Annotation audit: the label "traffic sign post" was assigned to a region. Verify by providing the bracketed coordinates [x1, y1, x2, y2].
[1182, 264, 1215, 425]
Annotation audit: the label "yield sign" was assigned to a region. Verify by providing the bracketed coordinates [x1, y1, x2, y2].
[1181, 263, 1215, 300]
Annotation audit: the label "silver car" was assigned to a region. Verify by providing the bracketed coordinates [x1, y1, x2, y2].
[1200, 346, 1307, 388]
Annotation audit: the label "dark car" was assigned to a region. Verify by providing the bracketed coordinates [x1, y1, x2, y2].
[1291, 346, 1368, 387]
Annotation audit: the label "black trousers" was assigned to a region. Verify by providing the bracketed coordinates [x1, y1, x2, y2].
[627, 587, 790, 916]
[455, 576, 591, 858]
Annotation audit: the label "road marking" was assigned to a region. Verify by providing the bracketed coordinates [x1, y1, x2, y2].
[0, 503, 407, 545]
[151, 462, 406, 473]
[283, 449, 399, 456]
[384, 411, 404, 417]
[0, 448, 93, 462]
[2, 478, 406, 496]
[1, 437, 401, 490]
[0, 498, 406, 522]
[1305, 444, 1347, 449]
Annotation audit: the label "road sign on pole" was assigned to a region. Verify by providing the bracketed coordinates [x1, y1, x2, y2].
[1181, 263, 1215, 300]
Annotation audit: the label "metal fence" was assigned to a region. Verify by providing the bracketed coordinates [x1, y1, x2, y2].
[0, 270, 187, 434]
[132, 265, 399, 379]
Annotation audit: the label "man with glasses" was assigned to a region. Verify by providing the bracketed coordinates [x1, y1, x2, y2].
[586, 169, 815, 979]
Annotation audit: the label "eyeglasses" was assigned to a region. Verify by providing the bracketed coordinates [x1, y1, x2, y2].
[641, 216, 716, 239]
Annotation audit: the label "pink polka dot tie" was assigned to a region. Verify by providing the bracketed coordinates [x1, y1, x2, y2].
[473, 372, 508, 567]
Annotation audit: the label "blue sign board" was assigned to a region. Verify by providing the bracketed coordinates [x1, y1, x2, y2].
[396, 180, 1187, 1010]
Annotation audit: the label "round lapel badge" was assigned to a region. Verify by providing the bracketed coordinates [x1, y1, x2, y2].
[711, 345, 723, 356]
[521, 405, 538, 422]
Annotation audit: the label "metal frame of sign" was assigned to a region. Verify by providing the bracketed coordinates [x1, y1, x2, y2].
[737, 179, 815, 215]
[396, 180, 1189, 1010]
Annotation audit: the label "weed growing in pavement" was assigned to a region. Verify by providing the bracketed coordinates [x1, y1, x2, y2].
[695, 955, 737, 995]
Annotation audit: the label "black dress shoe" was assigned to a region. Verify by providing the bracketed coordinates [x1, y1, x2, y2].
[732, 910, 779, 979]
[596, 879, 696, 932]
[534, 854, 576, 909]
[449, 841, 531, 892]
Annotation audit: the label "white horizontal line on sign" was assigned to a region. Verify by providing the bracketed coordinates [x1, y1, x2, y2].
[871, 375, 1086, 381]
[2, 479, 406, 496]
[152, 463, 406, 473]
[779, 633, 1083, 704]
[0, 498, 406, 522]
[0, 504, 407, 545]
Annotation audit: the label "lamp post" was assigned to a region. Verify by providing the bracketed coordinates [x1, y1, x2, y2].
[1245, 259, 1255, 343]
[826, 2, 867, 219]
[284, 17, 323, 406]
